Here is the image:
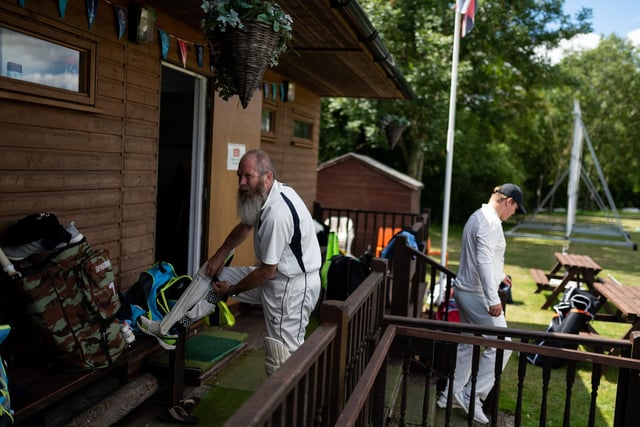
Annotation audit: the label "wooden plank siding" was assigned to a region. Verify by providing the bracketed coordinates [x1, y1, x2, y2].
[0, 0, 325, 291]
[261, 69, 320, 212]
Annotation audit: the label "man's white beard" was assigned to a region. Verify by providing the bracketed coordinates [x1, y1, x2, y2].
[237, 192, 265, 225]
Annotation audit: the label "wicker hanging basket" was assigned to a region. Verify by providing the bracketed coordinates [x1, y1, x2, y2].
[385, 123, 408, 149]
[218, 20, 281, 108]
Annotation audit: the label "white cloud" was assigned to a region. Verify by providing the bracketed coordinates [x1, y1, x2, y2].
[539, 33, 601, 64]
[628, 28, 640, 46]
[539, 30, 640, 65]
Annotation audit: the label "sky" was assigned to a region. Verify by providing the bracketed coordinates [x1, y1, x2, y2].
[546, 0, 640, 63]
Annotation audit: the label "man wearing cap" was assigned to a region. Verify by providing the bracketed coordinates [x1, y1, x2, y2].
[437, 183, 526, 424]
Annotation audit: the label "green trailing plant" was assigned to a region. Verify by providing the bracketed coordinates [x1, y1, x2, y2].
[201, 0, 292, 66]
[200, 0, 293, 103]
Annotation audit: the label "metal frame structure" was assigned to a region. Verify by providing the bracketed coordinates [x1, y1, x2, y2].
[506, 100, 637, 249]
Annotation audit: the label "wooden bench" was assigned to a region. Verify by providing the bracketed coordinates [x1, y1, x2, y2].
[530, 268, 552, 293]
[592, 276, 640, 339]
[8, 333, 185, 425]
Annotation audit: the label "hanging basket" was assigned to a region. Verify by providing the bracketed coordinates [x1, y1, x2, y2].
[217, 20, 281, 108]
[385, 124, 408, 149]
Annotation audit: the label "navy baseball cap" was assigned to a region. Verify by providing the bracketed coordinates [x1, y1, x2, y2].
[496, 183, 526, 214]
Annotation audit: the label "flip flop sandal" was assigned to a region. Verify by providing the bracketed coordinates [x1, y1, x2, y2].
[178, 397, 201, 414]
[156, 405, 200, 425]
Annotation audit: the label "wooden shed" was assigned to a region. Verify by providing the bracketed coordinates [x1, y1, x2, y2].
[317, 153, 423, 212]
[316, 153, 423, 255]
[0, 0, 411, 291]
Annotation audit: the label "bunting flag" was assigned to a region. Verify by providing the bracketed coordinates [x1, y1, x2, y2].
[86, 0, 98, 30]
[58, 0, 67, 18]
[196, 44, 204, 68]
[113, 4, 127, 40]
[458, 0, 477, 37]
[177, 39, 188, 68]
[158, 28, 170, 60]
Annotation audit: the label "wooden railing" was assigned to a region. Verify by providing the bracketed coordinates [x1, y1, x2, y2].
[336, 319, 640, 427]
[223, 258, 389, 426]
[313, 202, 430, 258]
[223, 238, 640, 426]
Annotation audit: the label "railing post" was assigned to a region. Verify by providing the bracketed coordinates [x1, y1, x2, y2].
[620, 331, 640, 425]
[319, 300, 349, 426]
[391, 235, 411, 317]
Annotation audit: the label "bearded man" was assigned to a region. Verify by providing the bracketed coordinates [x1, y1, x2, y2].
[139, 149, 321, 376]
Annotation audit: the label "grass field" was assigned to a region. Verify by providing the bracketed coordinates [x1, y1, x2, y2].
[431, 212, 640, 426]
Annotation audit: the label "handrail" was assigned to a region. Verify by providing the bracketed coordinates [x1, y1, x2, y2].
[223, 258, 389, 427]
[336, 323, 640, 426]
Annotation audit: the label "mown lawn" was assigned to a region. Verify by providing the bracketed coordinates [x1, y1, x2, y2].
[430, 212, 640, 426]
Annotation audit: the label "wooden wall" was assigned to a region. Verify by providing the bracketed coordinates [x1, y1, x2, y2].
[317, 156, 421, 213]
[261, 69, 320, 213]
[0, 1, 322, 290]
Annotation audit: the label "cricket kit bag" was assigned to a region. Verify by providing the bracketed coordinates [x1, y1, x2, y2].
[526, 288, 597, 368]
[325, 255, 371, 301]
[124, 261, 193, 331]
[13, 239, 125, 370]
[0, 325, 13, 427]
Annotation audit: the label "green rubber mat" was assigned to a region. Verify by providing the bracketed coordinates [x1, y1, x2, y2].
[186, 335, 243, 363]
[150, 328, 247, 372]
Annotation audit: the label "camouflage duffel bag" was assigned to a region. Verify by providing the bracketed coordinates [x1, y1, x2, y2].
[14, 239, 125, 370]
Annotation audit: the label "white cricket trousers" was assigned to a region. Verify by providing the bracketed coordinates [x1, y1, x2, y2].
[218, 266, 320, 353]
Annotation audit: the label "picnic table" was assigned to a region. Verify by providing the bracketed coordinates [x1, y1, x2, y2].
[592, 276, 640, 340]
[530, 252, 602, 309]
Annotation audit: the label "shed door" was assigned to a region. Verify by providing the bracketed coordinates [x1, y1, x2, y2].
[156, 64, 208, 276]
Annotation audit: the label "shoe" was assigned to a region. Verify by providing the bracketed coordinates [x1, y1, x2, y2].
[436, 392, 462, 409]
[3, 221, 84, 261]
[137, 316, 177, 350]
[454, 391, 489, 425]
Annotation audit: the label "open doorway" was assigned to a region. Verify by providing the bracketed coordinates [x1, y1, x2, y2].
[156, 63, 208, 275]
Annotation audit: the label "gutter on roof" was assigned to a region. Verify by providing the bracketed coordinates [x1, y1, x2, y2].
[331, 0, 415, 100]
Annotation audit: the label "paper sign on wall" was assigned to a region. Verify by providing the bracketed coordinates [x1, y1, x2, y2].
[227, 144, 246, 170]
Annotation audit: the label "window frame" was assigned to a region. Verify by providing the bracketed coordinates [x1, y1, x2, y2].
[0, 11, 98, 111]
[291, 109, 314, 149]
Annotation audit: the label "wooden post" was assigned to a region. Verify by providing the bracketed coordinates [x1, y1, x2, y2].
[320, 300, 349, 426]
[621, 331, 640, 425]
[391, 235, 410, 317]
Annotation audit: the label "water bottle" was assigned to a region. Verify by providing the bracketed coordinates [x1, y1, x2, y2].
[121, 321, 135, 346]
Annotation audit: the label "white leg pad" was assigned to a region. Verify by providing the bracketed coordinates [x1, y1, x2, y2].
[159, 262, 212, 335]
[264, 337, 291, 376]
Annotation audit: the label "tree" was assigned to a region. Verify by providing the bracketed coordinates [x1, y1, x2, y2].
[320, 0, 593, 222]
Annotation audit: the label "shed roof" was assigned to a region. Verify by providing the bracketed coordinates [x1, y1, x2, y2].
[318, 153, 423, 190]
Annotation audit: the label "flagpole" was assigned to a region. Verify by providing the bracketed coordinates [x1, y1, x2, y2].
[440, 7, 463, 267]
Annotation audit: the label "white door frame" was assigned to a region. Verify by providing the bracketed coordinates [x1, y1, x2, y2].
[162, 62, 208, 276]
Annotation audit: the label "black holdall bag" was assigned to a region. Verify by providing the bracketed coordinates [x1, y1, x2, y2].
[325, 255, 371, 301]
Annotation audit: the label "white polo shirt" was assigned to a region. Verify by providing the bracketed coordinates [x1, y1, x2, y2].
[255, 180, 321, 277]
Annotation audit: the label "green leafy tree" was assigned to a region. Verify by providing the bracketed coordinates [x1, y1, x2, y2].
[320, 0, 593, 222]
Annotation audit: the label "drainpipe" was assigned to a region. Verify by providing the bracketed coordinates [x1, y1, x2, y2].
[331, 0, 415, 100]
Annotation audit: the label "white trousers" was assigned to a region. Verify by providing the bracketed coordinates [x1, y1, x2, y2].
[218, 266, 320, 353]
[448, 288, 512, 401]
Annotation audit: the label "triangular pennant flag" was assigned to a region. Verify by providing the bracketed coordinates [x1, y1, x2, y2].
[177, 39, 188, 68]
[58, 0, 67, 18]
[158, 28, 170, 60]
[113, 5, 127, 40]
[208, 44, 216, 72]
[195, 44, 204, 67]
[86, 0, 98, 30]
